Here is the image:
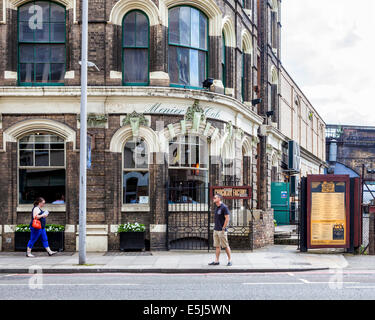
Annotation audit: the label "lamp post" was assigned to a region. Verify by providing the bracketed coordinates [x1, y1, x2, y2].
[79, 0, 88, 265]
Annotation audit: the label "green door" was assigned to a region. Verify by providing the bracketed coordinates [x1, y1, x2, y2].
[271, 182, 290, 225]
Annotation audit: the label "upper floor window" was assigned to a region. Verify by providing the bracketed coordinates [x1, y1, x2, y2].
[122, 10, 149, 85]
[168, 6, 208, 89]
[18, 1, 66, 86]
[222, 33, 226, 89]
[270, 0, 278, 51]
[241, 51, 245, 102]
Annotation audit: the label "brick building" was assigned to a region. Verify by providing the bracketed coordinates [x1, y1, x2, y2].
[0, 0, 325, 251]
[326, 124, 375, 177]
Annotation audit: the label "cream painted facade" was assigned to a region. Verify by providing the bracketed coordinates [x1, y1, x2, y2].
[279, 67, 326, 178]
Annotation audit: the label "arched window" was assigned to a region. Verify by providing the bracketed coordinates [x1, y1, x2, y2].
[168, 6, 208, 89]
[122, 10, 149, 85]
[168, 135, 208, 202]
[241, 49, 245, 102]
[18, 133, 66, 204]
[123, 137, 149, 204]
[18, 1, 66, 86]
[270, 0, 278, 50]
[222, 32, 226, 89]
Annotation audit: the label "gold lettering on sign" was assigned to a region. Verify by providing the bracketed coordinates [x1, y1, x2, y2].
[214, 187, 250, 199]
[322, 182, 335, 193]
[233, 189, 248, 197]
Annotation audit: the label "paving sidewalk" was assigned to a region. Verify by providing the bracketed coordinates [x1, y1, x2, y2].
[0, 245, 358, 274]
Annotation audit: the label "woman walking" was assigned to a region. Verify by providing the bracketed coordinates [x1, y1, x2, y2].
[26, 197, 57, 257]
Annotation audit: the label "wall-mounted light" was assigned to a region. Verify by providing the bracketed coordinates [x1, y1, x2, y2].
[202, 78, 214, 89]
[251, 98, 262, 106]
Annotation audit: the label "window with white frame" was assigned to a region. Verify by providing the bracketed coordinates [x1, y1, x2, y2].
[18, 133, 65, 204]
[123, 137, 149, 204]
[168, 135, 208, 203]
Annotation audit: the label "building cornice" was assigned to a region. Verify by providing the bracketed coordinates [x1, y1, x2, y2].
[0, 86, 264, 126]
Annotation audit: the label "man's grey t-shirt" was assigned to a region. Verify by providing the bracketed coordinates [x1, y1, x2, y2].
[214, 203, 230, 231]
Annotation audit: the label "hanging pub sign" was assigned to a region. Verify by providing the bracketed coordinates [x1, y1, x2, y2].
[307, 175, 350, 249]
[210, 186, 252, 200]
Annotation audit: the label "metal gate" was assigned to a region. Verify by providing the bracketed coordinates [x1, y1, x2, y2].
[361, 180, 375, 253]
[166, 182, 211, 250]
[166, 180, 254, 251]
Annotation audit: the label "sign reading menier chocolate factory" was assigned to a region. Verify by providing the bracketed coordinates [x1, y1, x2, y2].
[210, 186, 252, 200]
[106, 102, 222, 120]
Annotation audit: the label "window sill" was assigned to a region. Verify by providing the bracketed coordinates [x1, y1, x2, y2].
[121, 204, 150, 212]
[17, 204, 66, 212]
[18, 83, 65, 87]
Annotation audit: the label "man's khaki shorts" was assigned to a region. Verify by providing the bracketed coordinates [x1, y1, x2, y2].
[213, 230, 229, 248]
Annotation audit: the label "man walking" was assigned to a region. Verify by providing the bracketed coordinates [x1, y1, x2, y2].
[209, 194, 232, 266]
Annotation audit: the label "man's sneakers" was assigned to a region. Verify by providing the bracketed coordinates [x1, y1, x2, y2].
[227, 261, 232, 266]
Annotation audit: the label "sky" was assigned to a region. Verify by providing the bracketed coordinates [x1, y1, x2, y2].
[281, 0, 375, 126]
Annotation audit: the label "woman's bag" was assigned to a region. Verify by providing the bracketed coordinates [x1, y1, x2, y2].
[31, 218, 42, 229]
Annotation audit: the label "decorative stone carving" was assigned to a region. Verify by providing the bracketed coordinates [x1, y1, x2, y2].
[184, 100, 206, 122]
[225, 121, 233, 140]
[77, 113, 108, 128]
[122, 111, 149, 137]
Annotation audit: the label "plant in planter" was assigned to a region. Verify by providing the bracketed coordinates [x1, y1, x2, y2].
[15, 224, 65, 252]
[118, 222, 146, 251]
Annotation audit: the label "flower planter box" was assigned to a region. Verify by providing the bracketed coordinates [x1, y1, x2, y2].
[120, 232, 145, 251]
[15, 232, 65, 252]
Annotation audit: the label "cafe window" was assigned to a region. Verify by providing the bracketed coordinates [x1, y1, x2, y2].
[18, 133, 65, 204]
[123, 137, 149, 204]
[18, 1, 66, 86]
[122, 10, 149, 85]
[168, 135, 208, 203]
[168, 6, 208, 89]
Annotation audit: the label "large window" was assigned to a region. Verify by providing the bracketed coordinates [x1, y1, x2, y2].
[18, 133, 65, 204]
[123, 138, 149, 204]
[168, 135, 208, 203]
[168, 6, 208, 89]
[122, 10, 149, 85]
[241, 51, 245, 102]
[18, 1, 66, 86]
